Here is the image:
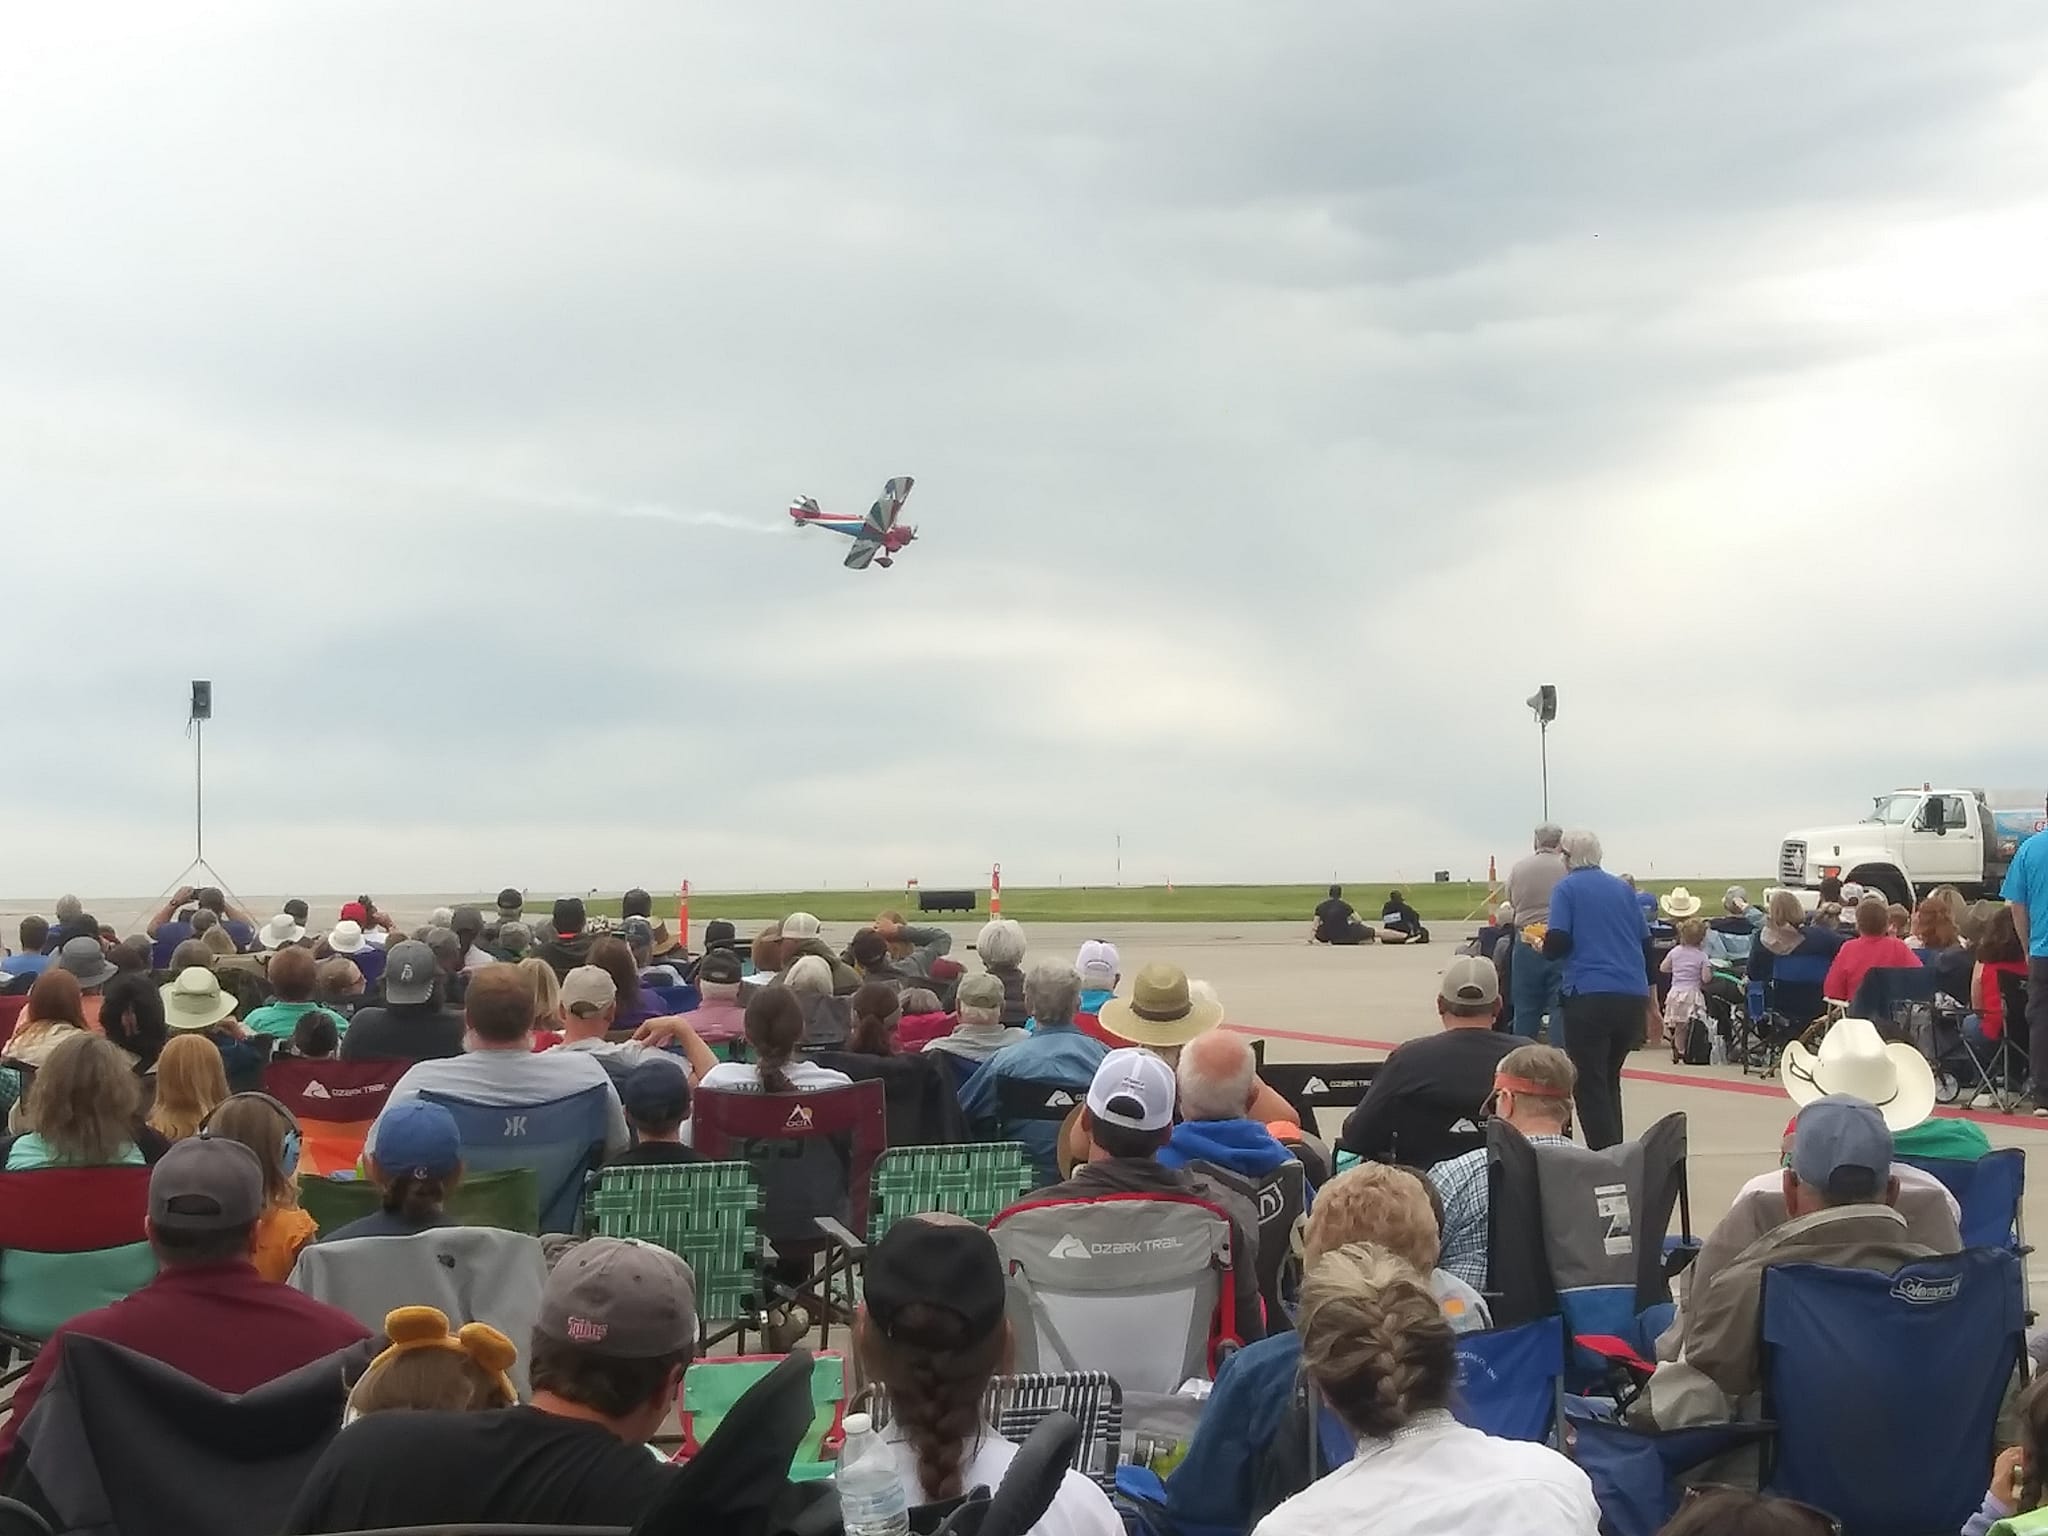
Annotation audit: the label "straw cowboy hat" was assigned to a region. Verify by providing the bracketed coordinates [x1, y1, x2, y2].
[1781, 1018, 1936, 1133]
[1096, 962, 1225, 1049]
[160, 966, 239, 1033]
[1659, 887, 1703, 919]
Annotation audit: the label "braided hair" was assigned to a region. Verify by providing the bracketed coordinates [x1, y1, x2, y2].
[862, 1301, 1006, 1501]
[745, 985, 806, 1094]
[1298, 1242, 1456, 1440]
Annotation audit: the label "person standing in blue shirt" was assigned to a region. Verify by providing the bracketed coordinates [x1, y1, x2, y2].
[1540, 829, 1654, 1149]
[958, 964, 1106, 1185]
[2002, 828, 2048, 1115]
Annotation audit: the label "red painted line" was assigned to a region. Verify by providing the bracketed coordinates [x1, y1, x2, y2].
[1228, 1021, 2048, 1131]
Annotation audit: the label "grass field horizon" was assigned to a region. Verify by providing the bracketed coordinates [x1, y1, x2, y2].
[549, 878, 1771, 925]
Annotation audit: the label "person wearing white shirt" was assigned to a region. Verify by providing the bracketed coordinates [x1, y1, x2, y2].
[859, 1214, 1122, 1536]
[1251, 1243, 1598, 1536]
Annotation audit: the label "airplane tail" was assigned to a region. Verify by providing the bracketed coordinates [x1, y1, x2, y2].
[789, 495, 819, 523]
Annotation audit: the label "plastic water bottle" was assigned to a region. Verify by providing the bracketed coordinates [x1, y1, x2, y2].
[836, 1412, 911, 1536]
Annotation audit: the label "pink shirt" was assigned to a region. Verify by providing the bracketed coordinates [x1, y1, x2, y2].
[1663, 944, 1712, 992]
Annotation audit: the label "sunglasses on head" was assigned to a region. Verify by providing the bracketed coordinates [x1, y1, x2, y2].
[1681, 1485, 1842, 1536]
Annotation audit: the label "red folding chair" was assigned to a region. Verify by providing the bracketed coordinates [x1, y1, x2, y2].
[692, 1080, 887, 1348]
[0, 1164, 155, 1384]
[262, 1057, 410, 1176]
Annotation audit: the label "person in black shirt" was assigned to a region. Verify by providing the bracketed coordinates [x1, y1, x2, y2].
[339, 940, 466, 1063]
[610, 1061, 706, 1168]
[1378, 889, 1431, 945]
[1339, 957, 1516, 1168]
[1313, 885, 1376, 946]
[282, 1237, 695, 1532]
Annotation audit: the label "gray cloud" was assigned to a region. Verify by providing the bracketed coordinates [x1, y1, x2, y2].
[3, 2, 2045, 897]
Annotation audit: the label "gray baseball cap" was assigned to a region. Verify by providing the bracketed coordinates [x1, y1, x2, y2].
[1438, 955, 1500, 1009]
[383, 939, 439, 1005]
[151, 1137, 265, 1232]
[1790, 1095, 1893, 1199]
[540, 1237, 698, 1357]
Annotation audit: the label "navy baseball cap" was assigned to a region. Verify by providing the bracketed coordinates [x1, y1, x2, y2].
[620, 1061, 690, 1126]
[373, 1099, 463, 1179]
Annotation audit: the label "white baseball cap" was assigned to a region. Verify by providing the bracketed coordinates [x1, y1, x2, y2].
[1075, 940, 1120, 986]
[782, 912, 822, 942]
[1086, 1047, 1177, 1133]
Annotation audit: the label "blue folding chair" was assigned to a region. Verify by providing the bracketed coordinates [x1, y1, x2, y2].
[650, 983, 701, 1015]
[419, 1085, 612, 1234]
[1451, 1314, 1567, 1443]
[1567, 1411, 1774, 1536]
[1742, 953, 1833, 1075]
[1758, 1248, 2025, 1536]
[1897, 1149, 2031, 1314]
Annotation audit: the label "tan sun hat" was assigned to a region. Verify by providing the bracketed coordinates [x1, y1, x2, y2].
[160, 966, 239, 1032]
[1781, 1018, 1936, 1133]
[1095, 962, 1225, 1049]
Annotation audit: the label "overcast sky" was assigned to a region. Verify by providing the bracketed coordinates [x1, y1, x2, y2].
[3, 3, 2045, 899]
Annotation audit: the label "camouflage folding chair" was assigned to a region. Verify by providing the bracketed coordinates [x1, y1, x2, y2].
[867, 1143, 1035, 1245]
[585, 1160, 767, 1348]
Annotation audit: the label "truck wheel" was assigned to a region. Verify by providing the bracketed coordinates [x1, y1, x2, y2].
[1850, 868, 1911, 907]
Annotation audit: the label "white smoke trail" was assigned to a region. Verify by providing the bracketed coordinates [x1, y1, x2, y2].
[452, 481, 782, 536]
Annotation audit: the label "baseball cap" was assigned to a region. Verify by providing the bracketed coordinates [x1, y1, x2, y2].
[552, 897, 586, 933]
[451, 905, 483, 934]
[1840, 882, 1867, 904]
[383, 939, 439, 1005]
[620, 1060, 691, 1126]
[1789, 1095, 1893, 1200]
[372, 1099, 462, 1180]
[150, 1136, 265, 1232]
[621, 916, 655, 949]
[863, 1216, 1006, 1343]
[622, 888, 653, 918]
[540, 1237, 697, 1357]
[1086, 1047, 1177, 1133]
[1438, 955, 1500, 1010]
[697, 948, 742, 986]
[782, 912, 822, 942]
[496, 887, 524, 915]
[562, 966, 619, 1016]
[956, 972, 1005, 1011]
[1075, 940, 1120, 986]
[703, 920, 737, 950]
[338, 901, 369, 924]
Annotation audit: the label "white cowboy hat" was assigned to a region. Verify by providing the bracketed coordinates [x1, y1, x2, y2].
[1659, 887, 1703, 919]
[326, 919, 370, 954]
[1780, 1017, 1936, 1133]
[1096, 962, 1225, 1048]
[258, 913, 306, 950]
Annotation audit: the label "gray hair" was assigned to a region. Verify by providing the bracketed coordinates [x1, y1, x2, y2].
[54, 894, 83, 924]
[1022, 964, 1081, 1029]
[899, 988, 941, 1015]
[1562, 829, 1604, 870]
[785, 955, 833, 996]
[425, 926, 461, 962]
[976, 918, 1026, 968]
[1177, 1031, 1257, 1121]
[429, 906, 455, 928]
[1533, 823, 1563, 851]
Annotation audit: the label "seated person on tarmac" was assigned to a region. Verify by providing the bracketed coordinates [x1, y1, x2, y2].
[1312, 886, 1375, 945]
[1377, 890, 1430, 945]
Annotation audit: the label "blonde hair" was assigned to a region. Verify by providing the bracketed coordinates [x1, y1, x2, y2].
[1677, 916, 1708, 948]
[518, 956, 561, 1028]
[24, 1034, 140, 1165]
[1299, 1243, 1456, 1439]
[1303, 1164, 1439, 1271]
[148, 1034, 231, 1140]
[347, 1306, 517, 1417]
[1766, 890, 1804, 929]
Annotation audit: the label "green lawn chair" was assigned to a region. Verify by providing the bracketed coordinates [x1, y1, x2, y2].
[296, 1166, 540, 1237]
[866, 1142, 1035, 1245]
[585, 1161, 764, 1347]
[676, 1351, 848, 1481]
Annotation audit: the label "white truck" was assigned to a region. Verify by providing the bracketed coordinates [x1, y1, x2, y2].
[1776, 787, 2047, 908]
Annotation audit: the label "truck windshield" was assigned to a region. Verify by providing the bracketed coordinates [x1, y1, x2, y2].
[1867, 793, 1923, 825]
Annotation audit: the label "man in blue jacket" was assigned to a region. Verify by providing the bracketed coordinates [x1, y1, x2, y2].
[1158, 1031, 1305, 1196]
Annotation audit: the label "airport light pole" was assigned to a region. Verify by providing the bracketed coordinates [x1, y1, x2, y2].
[1526, 685, 1557, 822]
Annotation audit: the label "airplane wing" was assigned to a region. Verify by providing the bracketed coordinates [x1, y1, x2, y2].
[843, 538, 880, 571]
[862, 475, 915, 537]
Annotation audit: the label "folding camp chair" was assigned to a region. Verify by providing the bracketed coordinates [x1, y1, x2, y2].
[585, 1160, 767, 1348]
[675, 1351, 846, 1478]
[692, 1079, 887, 1349]
[0, 1164, 154, 1384]
[1252, 1060, 1380, 1141]
[1565, 1412, 1777, 1536]
[1248, 1159, 1306, 1322]
[262, 1056, 409, 1176]
[812, 1048, 968, 1145]
[649, 983, 701, 1016]
[872, 1368, 1125, 1489]
[987, 1191, 1239, 1402]
[296, 1164, 539, 1236]
[1451, 1313, 1568, 1444]
[867, 1143, 1035, 1244]
[419, 1084, 612, 1234]
[1740, 953, 1832, 1075]
[1897, 1148, 2031, 1312]
[1757, 1248, 2026, 1536]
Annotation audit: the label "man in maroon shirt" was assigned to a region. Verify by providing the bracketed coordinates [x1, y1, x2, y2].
[0, 1137, 370, 1460]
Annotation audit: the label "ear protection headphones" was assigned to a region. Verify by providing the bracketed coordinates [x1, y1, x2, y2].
[199, 1091, 304, 1179]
